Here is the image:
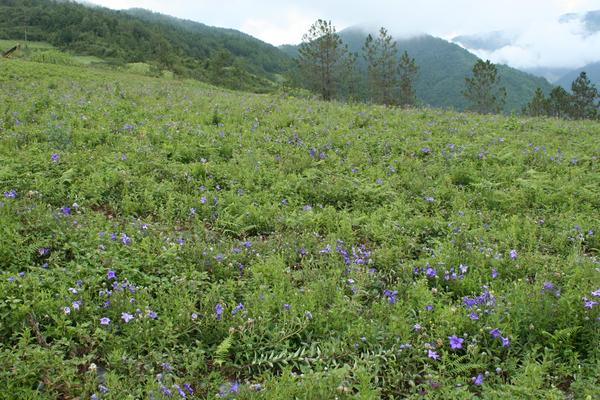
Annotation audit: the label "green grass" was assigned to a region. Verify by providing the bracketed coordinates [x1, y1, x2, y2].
[0, 59, 599, 399]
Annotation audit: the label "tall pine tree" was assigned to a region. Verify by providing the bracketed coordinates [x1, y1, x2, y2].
[523, 88, 548, 117]
[363, 27, 399, 105]
[298, 20, 350, 101]
[463, 60, 506, 114]
[398, 50, 419, 107]
[570, 72, 598, 120]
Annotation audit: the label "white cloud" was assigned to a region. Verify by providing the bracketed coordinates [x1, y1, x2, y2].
[86, 0, 600, 68]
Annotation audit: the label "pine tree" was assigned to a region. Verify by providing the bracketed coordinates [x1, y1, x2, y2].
[363, 27, 399, 105]
[463, 60, 507, 114]
[570, 72, 598, 120]
[398, 50, 419, 107]
[523, 88, 548, 117]
[298, 20, 350, 101]
[546, 86, 571, 118]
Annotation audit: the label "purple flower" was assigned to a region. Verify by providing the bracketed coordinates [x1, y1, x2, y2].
[448, 335, 464, 349]
[121, 312, 134, 323]
[147, 310, 158, 319]
[100, 317, 111, 325]
[183, 384, 194, 395]
[490, 328, 501, 338]
[283, 303, 291, 311]
[469, 312, 479, 320]
[472, 374, 484, 385]
[215, 303, 223, 320]
[425, 266, 437, 278]
[214, 253, 224, 261]
[174, 384, 186, 398]
[63, 306, 71, 315]
[591, 289, 600, 298]
[509, 249, 518, 260]
[3, 189, 16, 198]
[428, 350, 439, 360]
[107, 270, 116, 280]
[384, 289, 398, 305]
[491, 268, 498, 278]
[413, 323, 422, 331]
[583, 298, 598, 309]
[161, 385, 172, 397]
[425, 304, 433, 311]
[191, 312, 198, 320]
[98, 385, 109, 394]
[231, 303, 244, 315]
[501, 336, 510, 347]
[72, 301, 81, 310]
[424, 196, 435, 202]
[121, 233, 131, 245]
[60, 206, 71, 215]
[51, 153, 60, 162]
[200, 196, 207, 204]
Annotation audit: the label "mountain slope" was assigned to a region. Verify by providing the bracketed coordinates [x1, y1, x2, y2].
[336, 27, 553, 112]
[556, 62, 600, 90]
[0, 0, 291, 88]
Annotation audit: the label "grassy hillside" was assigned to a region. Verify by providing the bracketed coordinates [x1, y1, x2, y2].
[0, 59, 599, 398]
[0, 0, 291, 91]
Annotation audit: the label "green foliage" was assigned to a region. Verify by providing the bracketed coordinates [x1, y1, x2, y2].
[570, 72, 598, 120]
[297, 19, 352, 101]
[464, 59, 507, 114]
[0, 0, 291, 92]
[0, 59, 599, 399]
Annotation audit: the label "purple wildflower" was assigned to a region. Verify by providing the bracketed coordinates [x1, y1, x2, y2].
[215, 303, 223, 320]
[448, 335, 464, 349]
[428, 350, 439, 360]
[3, 189, 16, 198]
[501, 336, 510, 347]
[107, 270, 116, 280]
[174, 384, 186, 398]
[591, 289, 600, 298]
[283, 303, 291, 311]
[231, 303, 244, 316]
[147, 310, 158, 319]
[121, 312, 134, 323]
[60, 206, 71, 215]
[51, 153, 60, 162]
[491, 268, 498, 278]
[121, 233, 131, 245]
[490, 328, 501, 338]
[98, 384, 109, 394]
[472, 374, 484, 385]
[469, 312, 479, 320]
[509, 249, 518, 260]
[100, 317, 111, 325]
[384, 289, 398, 305]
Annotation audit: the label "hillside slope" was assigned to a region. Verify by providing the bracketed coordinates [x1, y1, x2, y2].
[1, 59, 599, 398]
[557, 61, 600, 90]
[0, 0, 291, 89]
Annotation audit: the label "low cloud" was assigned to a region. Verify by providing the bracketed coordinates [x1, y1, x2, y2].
[462, 14, 600, 69]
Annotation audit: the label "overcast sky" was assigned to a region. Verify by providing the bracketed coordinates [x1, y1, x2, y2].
[89, 0, 600, 69]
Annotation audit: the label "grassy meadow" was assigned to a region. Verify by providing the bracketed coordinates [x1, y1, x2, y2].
[0, 59, 599, 399]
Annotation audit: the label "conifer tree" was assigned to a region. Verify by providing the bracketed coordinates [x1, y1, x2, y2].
[463, 60, 506, 114]
[523, 88, 548, 117]
[398, 50, 419, 107]
[298, 20, 350, 101]
[546, 86, 571, 118]
[363, 27, 400, 105]
[570, 72, 598, 120]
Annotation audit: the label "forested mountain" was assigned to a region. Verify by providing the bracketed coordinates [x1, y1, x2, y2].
[0, 0, 292, 91]
[557, 62, 600, 91]
[284, 27, 553, 112]
[0, 0, 553, 111]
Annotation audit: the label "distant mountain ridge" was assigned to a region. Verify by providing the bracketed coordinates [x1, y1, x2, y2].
[282, 26, 553, 112]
